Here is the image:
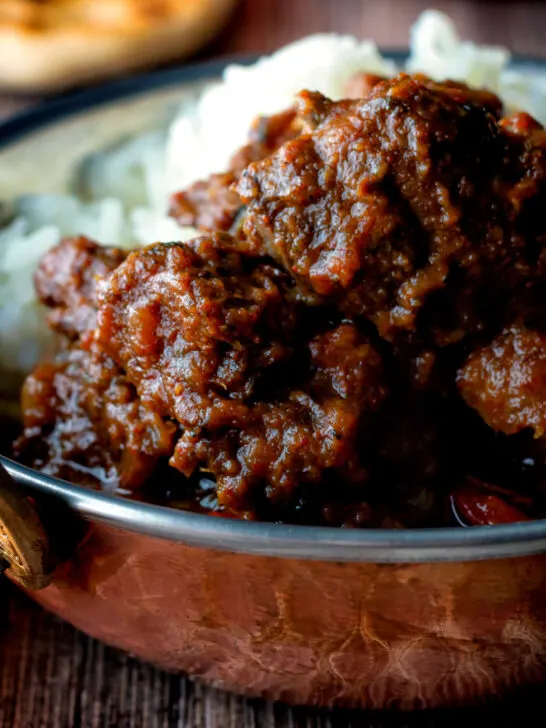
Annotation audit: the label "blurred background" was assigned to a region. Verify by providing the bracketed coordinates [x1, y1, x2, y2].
[211, 0, 546, 56]
[0, 0, 545, 121]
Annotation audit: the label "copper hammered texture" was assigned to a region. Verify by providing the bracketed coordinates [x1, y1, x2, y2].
[26, 524, 546, 709]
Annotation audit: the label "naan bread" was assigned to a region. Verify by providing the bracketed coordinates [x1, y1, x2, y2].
[0, 0, 238, 92]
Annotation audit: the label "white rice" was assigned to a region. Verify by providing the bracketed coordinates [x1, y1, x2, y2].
[2, 9, 546, 376]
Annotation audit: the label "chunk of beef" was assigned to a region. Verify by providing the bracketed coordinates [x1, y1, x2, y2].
[428, 78, 503, 117]
[15, 335, 177, 490]
[169, 172, 242, 232]
[229, 108, 300, 170]
[18, 70, 546, 527]
[97, 238, 387, 510]
[171, 322, 387, 510]
[237, 74, 546, 342]
[343, 73, 503, 115]
[169, 108, 300, 234]
[96, 235, 299, 432]
[34, 236, 126, 338]
[457, 321, 546, 437]
[19, 237, 176, 492]
[293, 76, 503, 133]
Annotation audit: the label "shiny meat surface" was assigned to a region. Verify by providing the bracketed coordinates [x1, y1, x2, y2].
[171, 322, 387, 511]
[97, 236, 298, 430]
[458, 322, 546, 437]
[14, 334, 177, 490]
[14, 71, 546, 527]
[169, 109, 299, 234]
[169, 172, 242, 233]
[229, 108, 300, 170]
[35, 236, 126, 337]
[97, 237, 387, 510]
[426, 78, 503, 118]
[237, 74, 546, 341]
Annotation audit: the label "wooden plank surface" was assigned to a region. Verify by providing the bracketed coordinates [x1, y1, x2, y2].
[1, 587, 544, 728]
[2, 0, 546, 725]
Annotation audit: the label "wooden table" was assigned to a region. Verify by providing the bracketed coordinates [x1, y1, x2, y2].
[1, 587, 544, 727]
[2, 1, 546, 725]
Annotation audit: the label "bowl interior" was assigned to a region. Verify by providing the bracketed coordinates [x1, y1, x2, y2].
[4, 55, 546, 563]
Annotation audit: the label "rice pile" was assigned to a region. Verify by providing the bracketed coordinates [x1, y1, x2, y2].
[2, 9, 546, 376]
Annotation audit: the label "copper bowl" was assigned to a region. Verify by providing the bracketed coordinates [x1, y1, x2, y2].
[3, 55, 546, 711]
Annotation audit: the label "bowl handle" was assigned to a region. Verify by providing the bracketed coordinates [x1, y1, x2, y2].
[0, 461, 51, 590]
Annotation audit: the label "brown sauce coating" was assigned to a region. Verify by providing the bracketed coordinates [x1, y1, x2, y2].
[18, 236, 176, 493]
[237, 74, 546, 342]
[13, 71, 546, 527]
[169, 108, 299, 234]
[14, 334, 177, 491]
[96, 235, 298, 429]
[169, 172, 242, 233]
[426, 77, 503, 117]
[172, 321, 387, 511]
[343, 74, 504, 117]
[96, 236, 387, 510]
[458, 321, 546, 437]
[35, 236, 126, 338]
[230, 108, 300, 170]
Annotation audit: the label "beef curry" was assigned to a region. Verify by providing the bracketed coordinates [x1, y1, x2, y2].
[14, 73, 546, 528]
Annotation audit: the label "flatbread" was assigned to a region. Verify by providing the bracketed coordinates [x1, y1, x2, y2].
[0, 0, 238, 92]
